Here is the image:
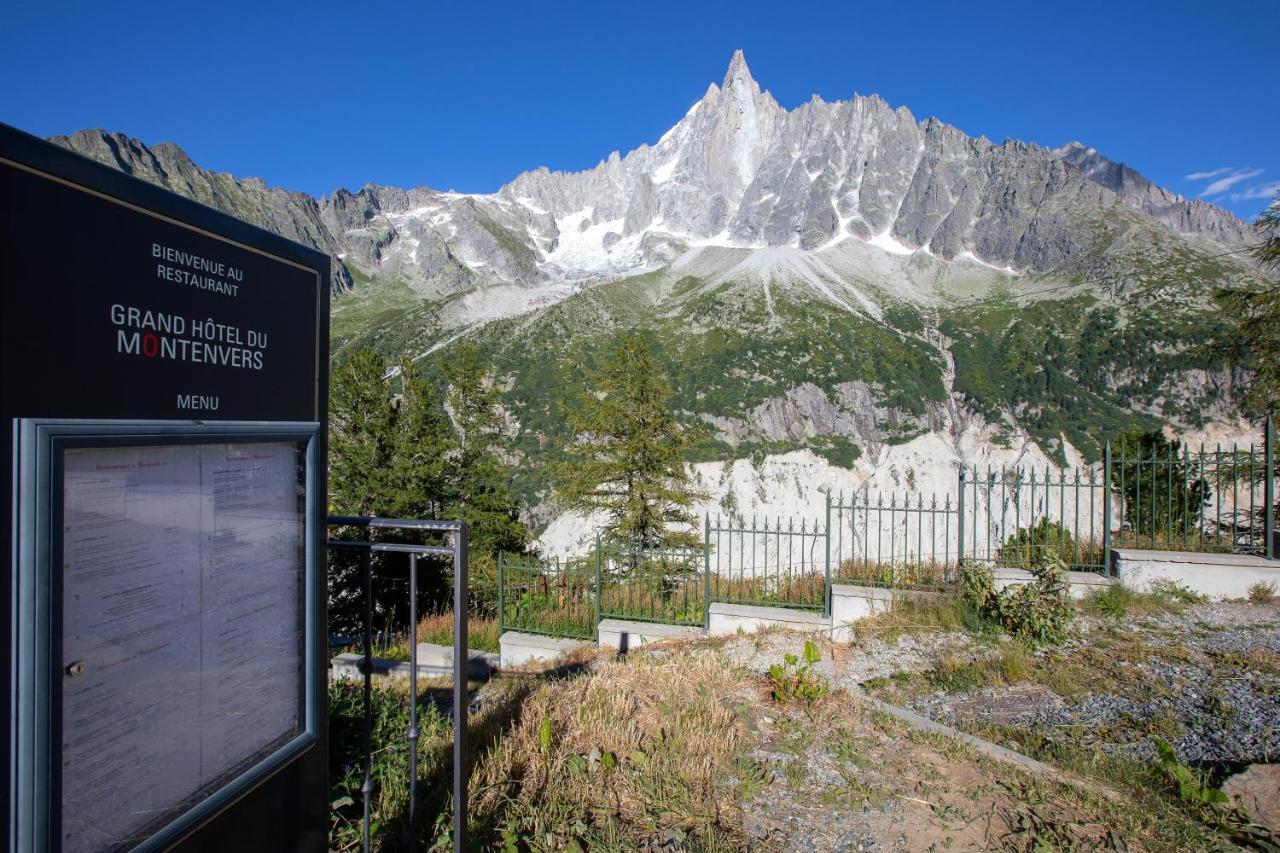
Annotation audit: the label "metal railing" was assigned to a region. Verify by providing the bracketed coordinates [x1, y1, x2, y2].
[497, 419, 1276, 638]
[598, 541, 705, 626]
[705, 515, 826, 612]
[1112, 429, 1275, 555]
[496, 551, 596, 639]
[830, 490, 958, 590]
[959, 464, 1109, 574]
[328, 515, 469, 853]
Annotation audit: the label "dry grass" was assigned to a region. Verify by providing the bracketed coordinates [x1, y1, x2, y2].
[842, 591, 981, 646]
[415, 611, 502, 654]
[1248, 581, 1277, 604]
[468, 647, 747, 849]
[833, 558, 952, 590]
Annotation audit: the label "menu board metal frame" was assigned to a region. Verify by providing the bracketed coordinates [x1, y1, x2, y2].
[12, 419, 322, 852]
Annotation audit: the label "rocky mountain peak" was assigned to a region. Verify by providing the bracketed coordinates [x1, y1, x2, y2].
[50, 56, 1256, 305]
[721, 49, 757, 93]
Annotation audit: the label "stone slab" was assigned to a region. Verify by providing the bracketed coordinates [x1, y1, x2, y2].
[829, 584, 943, 643]
[1223, 764, 1280, 831]
[992, 567, 1117, 600]
[329, 645, 497, 682]
[1113, 549, 1280, 600]
[499, 630, 592, 668]
[706, 602, 829, 637]
[597, 618, 702, 651]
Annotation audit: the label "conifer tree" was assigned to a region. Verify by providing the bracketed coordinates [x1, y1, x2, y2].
[1216, 198, 1279, 419]
[328, 350, 453, 628]
[439, 342, 528, 559]
[328, 348, 398, 516]
[556, 332, 705, 549]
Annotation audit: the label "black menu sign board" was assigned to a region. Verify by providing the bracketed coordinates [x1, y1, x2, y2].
[2, 123, 329, 853]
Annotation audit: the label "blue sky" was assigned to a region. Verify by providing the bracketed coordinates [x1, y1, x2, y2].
[3, 0, 1277, 219]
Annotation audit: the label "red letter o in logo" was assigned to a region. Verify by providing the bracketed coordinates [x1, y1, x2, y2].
[142, 333, 158, 357]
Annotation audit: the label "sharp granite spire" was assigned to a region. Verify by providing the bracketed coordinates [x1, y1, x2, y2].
[53, 53, 1253, 297]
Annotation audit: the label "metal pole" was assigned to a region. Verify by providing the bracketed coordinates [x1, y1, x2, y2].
[824, 491, 832, 617]
[1266, 415, 1275, 560]
[406, 552, 419, 852]
[497, 552, 505, 635]
[1103, 442, 1113, 576]
[360, 546, 373, 853]
[703, 515, 711, 630]
[594, 533, 603, 627]
[956, 466, 966, 568]
[453, 524, 469, 853]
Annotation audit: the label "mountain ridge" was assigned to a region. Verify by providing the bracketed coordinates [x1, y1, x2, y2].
[42, 52, 1267, 539]
[50, 51, 1254, 307]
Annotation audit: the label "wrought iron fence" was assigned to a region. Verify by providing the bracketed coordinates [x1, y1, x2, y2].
[705, 515, 827, 612]
[1112, 433, 1275, 555]
[496, 551, 596, 639]
[959, 464, 1109, 574]
[830, 490, 957, 590]
[497, 418, 1276, 638]
[598, 542, 705, 626]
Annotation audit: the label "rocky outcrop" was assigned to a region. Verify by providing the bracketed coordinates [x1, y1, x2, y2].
[1054, 142, 1253, 245]
[50, 129, 355, 293]
[51, 51, 1253, 304]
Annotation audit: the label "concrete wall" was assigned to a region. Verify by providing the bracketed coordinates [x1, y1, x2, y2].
[707, 603, 828, 637]
[597, 619, 700, 651]
[830, 585, 893, 643]
[499, 631, 591, 668]
[991, 568, 1116, 600]
[329, 643, 498, 682]
[1113, 549, 1280, 600]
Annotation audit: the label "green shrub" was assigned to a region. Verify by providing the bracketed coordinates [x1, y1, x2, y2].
[960, 557, 1072, 646]
[997, 518, 1077, 569]
[768, 640, 829, 708]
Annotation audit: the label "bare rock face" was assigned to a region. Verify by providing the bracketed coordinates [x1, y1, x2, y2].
[1055, 141, 1253, 245]
[49, 129, 355, 294]
[1223, 764, 1280, 831]
[49, 51, 1253, 304]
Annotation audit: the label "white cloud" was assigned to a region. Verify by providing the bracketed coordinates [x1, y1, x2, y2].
[1229, 180, 1280, 203]
[1186, 167, 1231, 181]
[1201, 168, 1264, 197]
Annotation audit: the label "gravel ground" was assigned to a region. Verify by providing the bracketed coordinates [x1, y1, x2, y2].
[715, 601, 1280, 768]
[718, 628, 975, 690]
[904, 601, 1280, 765]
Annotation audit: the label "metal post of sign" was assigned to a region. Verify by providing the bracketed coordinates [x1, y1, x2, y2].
[1266, 415, 1275, 560]
[406, 551, 419, 852]
[1103, 443, 1114, 575]
[453, 523, 469, 853]
[360, 545, 374, 853]
[328, 517, 469, 852]
[824, 491, 832, 617]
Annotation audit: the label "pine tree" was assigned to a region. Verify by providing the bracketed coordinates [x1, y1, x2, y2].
[327, 350, 454, 629]
[328, 349, 398, 516]
[556, 333, 705, 549]
[1216, 198, 1280, 419]
[388, 357, 453, 521]
[439, 342, 528, 559]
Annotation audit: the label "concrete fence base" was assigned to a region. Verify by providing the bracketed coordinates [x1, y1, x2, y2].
[707, 602, 828, 637]
[597, 618, 701, 652]
[499, 631, 592, 668]
[991, 568, 1116, 600]
[829, 585, 945, 643]
[1112, 549, 1280, 599]
[330, 642, 499, 682]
